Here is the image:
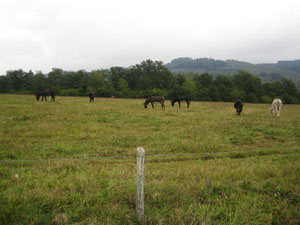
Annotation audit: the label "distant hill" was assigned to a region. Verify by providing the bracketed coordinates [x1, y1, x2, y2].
[165, 58, 300, 87]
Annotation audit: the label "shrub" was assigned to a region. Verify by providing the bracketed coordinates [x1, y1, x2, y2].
[260, 95, 272, 103]
[60, 89, 80, 96]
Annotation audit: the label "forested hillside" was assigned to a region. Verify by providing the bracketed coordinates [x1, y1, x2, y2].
[165, 58, 300, 87]
[0, 59, 300, 104]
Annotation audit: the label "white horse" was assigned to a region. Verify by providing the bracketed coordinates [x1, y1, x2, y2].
[270, 98, 282, 117]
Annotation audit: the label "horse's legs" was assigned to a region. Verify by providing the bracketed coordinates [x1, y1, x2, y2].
[271, 105, 275, 116]
[151, 103, 154, 109]
[277, 103, 282, 117]
[178, 101, 181, 108]
[161, 102, 165, 109]
[45, 96, 47, 102]
[279, 103, 282, 117]
[187, 101, 190, 108]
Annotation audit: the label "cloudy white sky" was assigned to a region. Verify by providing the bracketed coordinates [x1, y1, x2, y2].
[0, 0, 300, 74]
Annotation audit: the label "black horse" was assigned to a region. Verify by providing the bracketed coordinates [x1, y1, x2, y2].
[89, 92, 95, 102]
[36, 90, 55, 102]
[144, 96, 165, 109]
[234, 99, 244, 115]
[171, 96, 191, 108]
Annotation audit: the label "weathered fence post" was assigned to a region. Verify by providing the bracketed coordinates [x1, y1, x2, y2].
[136, 147, 145, 223]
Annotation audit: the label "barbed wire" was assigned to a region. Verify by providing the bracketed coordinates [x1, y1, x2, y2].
[0, 147, 299, 164]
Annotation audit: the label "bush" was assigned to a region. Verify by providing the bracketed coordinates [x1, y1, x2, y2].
[95, 88, 114, 97]
[260, 95, 272, 103]
[167, 86, 193, 100]
[60, 89, 80, 96]
[138, 89, 168, 98]
[245, 92, 258, 103]
[16, 89, 32, 95]
[230, 89, 244, 101]
[149, 88, 168, 98]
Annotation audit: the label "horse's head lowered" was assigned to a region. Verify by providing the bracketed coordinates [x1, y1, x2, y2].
[171, 99, 176, 107]
[144, 102, 148, 108]
[36, 94, 41, 101]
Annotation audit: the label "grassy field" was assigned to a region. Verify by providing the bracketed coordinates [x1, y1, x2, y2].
[0, 94, 299, 224]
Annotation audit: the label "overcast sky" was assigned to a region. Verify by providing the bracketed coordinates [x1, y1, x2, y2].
[0, 0, 300, 74]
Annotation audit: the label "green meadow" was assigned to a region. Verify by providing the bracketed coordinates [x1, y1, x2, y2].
[0, 94, 299, 224]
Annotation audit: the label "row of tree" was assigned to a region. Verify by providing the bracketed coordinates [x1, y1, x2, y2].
[0, 59, 299, 104]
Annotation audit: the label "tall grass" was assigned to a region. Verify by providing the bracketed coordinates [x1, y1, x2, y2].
[0, 94, 299, 224]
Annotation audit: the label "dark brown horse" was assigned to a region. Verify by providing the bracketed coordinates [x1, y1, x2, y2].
[144, 96, 165, 109]
[89, 92, 95, 102]
[171, 96, 191, 108]
[36, 90, 55, 102]
[234, 99, 243, 115]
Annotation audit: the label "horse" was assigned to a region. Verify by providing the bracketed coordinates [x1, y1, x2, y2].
[89, 92, 95, 102]
[36, 90, 55, 102]
[270, 98, 282, 117]
[234, 99, 243, 115]
[144, 96, 165, 109]
[171, 96, 191, 108]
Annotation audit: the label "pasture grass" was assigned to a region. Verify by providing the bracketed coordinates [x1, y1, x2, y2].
[0, 94, 299, 224]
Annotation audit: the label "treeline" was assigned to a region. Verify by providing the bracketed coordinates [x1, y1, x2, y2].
[0, 59, 299, 104]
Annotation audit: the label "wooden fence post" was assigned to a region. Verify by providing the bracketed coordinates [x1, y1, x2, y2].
[136, 147, 145, 223]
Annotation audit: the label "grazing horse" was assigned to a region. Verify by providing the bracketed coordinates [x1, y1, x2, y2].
[270, 98, 282, 117]
[144, 96, 165, 109]
[234, 99, 244, 115]
[171, 96, 191, 108]
[36, 90, 55, 102]
[89, 92, 95, 102]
